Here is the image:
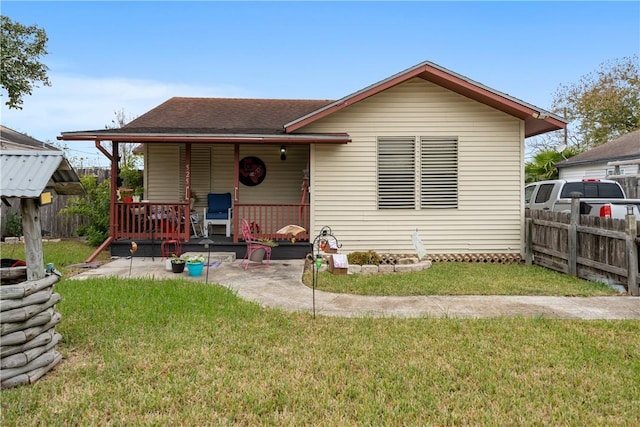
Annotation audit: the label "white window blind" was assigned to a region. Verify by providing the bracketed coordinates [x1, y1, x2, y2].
[420, 137, 458, 208]
[377, 137, 415, 209]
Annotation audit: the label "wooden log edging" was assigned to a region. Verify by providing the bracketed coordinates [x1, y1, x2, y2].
[0, 275, 62, 389]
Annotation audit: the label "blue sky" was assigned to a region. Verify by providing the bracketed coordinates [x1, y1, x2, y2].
[1, 1, 638, 166]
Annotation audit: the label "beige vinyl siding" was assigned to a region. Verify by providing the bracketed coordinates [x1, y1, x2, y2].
[187, 145, 213, 212]
[145, 144, 181, 202]
[236, 145, 309, 204]
[209, 144, 235, 195]
[145, 143, 308, 207]
[302, 77, 524, 255]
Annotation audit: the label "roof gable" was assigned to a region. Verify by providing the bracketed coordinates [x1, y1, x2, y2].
[284, 60, 566, 138]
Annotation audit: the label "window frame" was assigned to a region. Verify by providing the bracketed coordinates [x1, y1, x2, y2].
[377, 136, 459, 210]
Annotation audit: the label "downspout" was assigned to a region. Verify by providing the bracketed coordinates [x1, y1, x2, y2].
[85, 236, 114, 263]
[86, 140, 118, 262]
[95, 140, 113, 161]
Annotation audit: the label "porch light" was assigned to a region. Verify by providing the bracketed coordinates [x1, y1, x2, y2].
[280, 145, 287, 161]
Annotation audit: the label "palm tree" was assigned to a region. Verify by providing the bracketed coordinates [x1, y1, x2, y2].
[525, 148, 580, 183]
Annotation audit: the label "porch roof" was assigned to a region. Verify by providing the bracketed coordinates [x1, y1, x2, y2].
[58, 131, 351, 145]
[58, 98, 350, 144]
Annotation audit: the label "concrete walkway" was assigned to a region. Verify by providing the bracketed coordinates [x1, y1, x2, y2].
[69, 256, 640, 319]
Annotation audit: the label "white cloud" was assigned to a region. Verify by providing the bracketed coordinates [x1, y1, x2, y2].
[1, 73, 250, 166]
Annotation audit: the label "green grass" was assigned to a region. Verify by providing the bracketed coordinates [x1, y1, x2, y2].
[1, 241, 635, 424]
[306, 262, 620, 296]
[1, 277, 638, 425]
[0, 240, 111, 275]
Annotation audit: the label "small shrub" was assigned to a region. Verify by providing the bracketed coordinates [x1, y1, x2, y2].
[347, 250, 381, 265]
[4, 213, 22, 237]
[59, 175, 110, 246]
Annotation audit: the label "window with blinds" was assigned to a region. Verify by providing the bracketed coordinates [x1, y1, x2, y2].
[420, 137, 458, 208]
[377, 137, 415, 209]
[377, 136, 458, 209]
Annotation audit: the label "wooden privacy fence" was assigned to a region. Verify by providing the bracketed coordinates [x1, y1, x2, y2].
[0, 168, 109, 239]
[525, 195, 639, 296]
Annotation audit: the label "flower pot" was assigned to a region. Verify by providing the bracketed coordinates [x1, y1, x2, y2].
[186, 261, 204, 276]
[250, 248, 267, 262]
[171, 261, 185, 273]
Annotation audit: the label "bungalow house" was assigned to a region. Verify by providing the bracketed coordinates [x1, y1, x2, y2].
[557, 130, 640, 179]
[58, 60, 565, 260]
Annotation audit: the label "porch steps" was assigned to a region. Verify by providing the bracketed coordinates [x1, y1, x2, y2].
[181, 252, 236, 263]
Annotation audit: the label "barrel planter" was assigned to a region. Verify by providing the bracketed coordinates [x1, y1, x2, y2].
[0, 273, 63, 388]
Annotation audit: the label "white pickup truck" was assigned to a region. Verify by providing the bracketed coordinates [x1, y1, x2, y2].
[525, 179, 640, 220]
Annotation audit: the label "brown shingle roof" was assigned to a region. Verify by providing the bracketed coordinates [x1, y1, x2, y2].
[123, 97, 335, 135]
[557, 130, 640, 167]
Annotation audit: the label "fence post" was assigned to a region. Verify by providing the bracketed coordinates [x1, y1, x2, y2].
[568, 193, 581, 277]
[525, 217, 533, 265]
[626, 206, 639, 296]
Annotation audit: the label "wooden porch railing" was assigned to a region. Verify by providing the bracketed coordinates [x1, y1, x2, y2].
[114, 202, 310, 244]
[233, 204, 310, 243]
[114, 201, 190, 242]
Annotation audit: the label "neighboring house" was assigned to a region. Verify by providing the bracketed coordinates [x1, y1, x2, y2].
[59, 60, 565, 259]
[557, 130, 640, 180]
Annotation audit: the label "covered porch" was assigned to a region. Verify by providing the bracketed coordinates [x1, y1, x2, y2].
[57, 97, 351, 261]
[104, 138, 320, 259]
[58, 135, 346, 261]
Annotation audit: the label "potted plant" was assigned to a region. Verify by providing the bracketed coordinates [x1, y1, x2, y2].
[133, 187, 144, 202]
[257, 238, 278, 247]
[184, 254, 205, 276]
[170, 254, 185, 273]
[251, 238, 278, 262]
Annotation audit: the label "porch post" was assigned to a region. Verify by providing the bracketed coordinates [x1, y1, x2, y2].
[110, 140, 119, 238]
[185, 143, 192, 205]
[184, 143, 192, 242]
[233, 143, 240, 242]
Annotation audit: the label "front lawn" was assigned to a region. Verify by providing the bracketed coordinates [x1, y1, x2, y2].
[306, 262, 620, 296]
[1, 241, 634, 424]
[1, 278, 638, 425]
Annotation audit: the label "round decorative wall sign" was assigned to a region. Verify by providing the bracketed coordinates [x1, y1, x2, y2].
[239, 156, 267, 186]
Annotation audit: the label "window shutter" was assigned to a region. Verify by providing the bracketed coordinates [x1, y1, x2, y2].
[420, 137, 458, 208]
[378, 137, 415, 209]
